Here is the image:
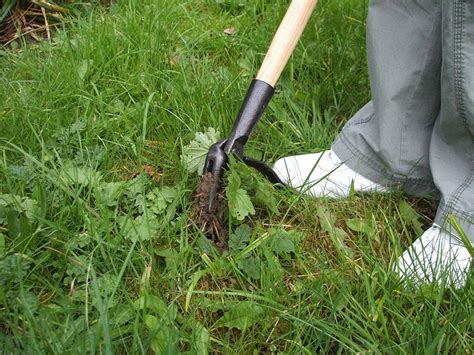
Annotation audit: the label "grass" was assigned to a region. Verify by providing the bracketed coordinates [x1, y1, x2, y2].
[0, 0, 472, 353]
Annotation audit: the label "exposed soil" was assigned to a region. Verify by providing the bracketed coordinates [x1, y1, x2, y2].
[193, 172, 228, 250]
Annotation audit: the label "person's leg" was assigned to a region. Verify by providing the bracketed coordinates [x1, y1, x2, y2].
[274, 0, 473, 287]
[395, 0, 473, 287]
[276, 0, 442, 198]
[432, 0, 474, 242]
[331, 0, 442, 197]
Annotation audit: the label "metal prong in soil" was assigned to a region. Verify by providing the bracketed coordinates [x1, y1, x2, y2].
[193, 172, 227, 250]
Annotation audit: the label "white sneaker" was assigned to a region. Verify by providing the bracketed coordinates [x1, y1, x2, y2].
[394, 224, 472, 288]
[273, 150, 388, 198]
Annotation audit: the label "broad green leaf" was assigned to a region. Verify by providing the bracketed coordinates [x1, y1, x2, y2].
[193, 323, 210, 355]
[119, 214, 158, 242]
[229, 188, 254, 221]
[7, 210, 20, 239]
[346, 218, 375, 237]
[8, 165, 34, 184]
[20, 198, 37, 220]
[127, 175, 148, 198]
[196, 235, 216, 254]
[0, 255, 31, 287]
[226, 172, 255, 221]
[331, 227, 353, 258]
[59, 163, 102, 187]
[114, 306, 134, 326]
[255, 179, 278, 213]
[108, 98, 125, 114]
[135, 294, 168, 314]
[317, 206, 335, 233]
[147, 187, 177, 215]
[65, 233, 92, 252]
[237, 255, 261, 280]
[229, 224, 252, 253]
[0, 194, 37, 224]
[181, 127, 220, 175]
[155, 249, 179, 276]
[317, 207, 353, 257]
[77, 59, 93, 81]
[215, 301, 264, 331]
[268, 230, 300, 256]
[97, 181, 125, 207]
[0, 195, 19, 208]
[65, 255, 88, 279]
[144, 314, 178, 354]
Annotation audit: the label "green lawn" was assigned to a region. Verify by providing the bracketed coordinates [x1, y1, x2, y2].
[0, 0, 472, 353]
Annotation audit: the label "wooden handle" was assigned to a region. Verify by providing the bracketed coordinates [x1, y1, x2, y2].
[256, 0, 317, 87]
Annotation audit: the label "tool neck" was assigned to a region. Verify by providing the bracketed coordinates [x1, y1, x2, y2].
[224, 79, 274, 155]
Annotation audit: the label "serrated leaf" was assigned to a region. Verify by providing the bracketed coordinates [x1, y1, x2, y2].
[147, 187, 177, 215]
[119, 214, 158, 242]
[8, 165, 34, 184]
[181, 127, 220, 175]
[226, 171, 255, 221]
[0, 255, 31, 287]
[127, 175, 148, 198]
[195, 235, 216, 254]
[215, 301, 264, 331]
[237, 255, 261, 280]
[268, 229, 303, 256]
[230, 188, 255, 221]
[69, 120, 87, 133]
[0, 194, 37, 224]
[229, 224, 252, 253]
[60, 163, 102, 187]
[97, 181, 125, 207]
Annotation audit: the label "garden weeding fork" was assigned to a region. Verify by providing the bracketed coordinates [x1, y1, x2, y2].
[202, 0, 318, 212]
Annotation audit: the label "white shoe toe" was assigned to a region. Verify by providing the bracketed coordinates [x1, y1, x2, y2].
[394, 224, 472, 288]
[274, 150, 388, 198]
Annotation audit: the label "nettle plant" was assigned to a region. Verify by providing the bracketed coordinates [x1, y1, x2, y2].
[181, 127, 280, 223]
[181, 127, 305, 284]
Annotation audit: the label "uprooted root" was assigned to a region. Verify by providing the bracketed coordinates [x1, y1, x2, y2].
[193, 172, 228, 250]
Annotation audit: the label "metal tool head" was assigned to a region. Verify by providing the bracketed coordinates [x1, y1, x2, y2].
[202, 140, 228, 212]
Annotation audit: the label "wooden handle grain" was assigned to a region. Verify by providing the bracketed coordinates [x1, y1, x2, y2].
[256, 0, 317, 87]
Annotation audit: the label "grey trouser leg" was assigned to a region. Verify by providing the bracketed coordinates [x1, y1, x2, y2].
[332, 0, 474, 241]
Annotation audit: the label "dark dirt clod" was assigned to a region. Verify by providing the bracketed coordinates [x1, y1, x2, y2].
[193, 172, 228, 250]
